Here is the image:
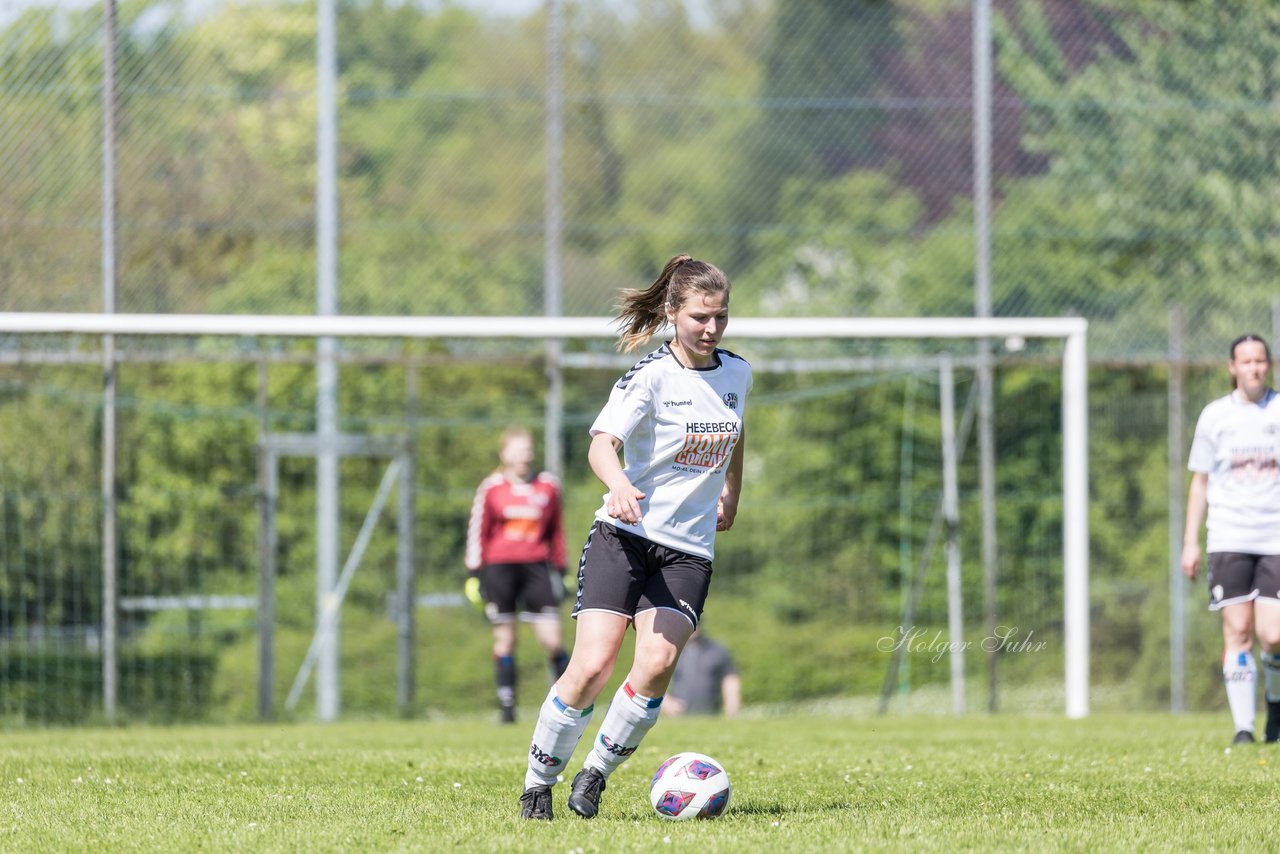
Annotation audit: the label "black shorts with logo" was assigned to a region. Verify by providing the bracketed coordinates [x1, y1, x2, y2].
[571, 520, 713, 629]
[481, 562, 561, 624]
[1207, 552, 1280, 610]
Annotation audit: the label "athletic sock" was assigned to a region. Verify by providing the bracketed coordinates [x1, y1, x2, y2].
[549, 649, 569, 680]
[496, 654, 516, 715]
[582, 681, 663, 779]
[524, 686, 593, 790]
[1224, 649, 1257, 733]
[1262, 650, 1280, 703]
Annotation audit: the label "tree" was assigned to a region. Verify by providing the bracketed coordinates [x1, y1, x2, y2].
[724, 0, 901, 270]
[994, 1, 1280, 358]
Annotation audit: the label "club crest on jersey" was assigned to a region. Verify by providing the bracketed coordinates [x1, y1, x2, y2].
[722, 392, 738, 409]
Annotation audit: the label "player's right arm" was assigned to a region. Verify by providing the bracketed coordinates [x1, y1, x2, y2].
[463, 479, 494, 609]
[588, 431, 645, 524]
[1181, 471, 1208, 580]
[465, 478, 493, 573]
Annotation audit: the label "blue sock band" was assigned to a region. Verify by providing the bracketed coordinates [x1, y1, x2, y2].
[552, 695, 594, 717]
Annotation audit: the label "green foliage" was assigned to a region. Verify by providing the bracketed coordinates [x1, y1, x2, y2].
[743, 171, 929, 319]
[0, 353, 1234, 723]
[0, 650, 215, 724]
[726, 0, 901, 268]
[993, 1, 1280, 354]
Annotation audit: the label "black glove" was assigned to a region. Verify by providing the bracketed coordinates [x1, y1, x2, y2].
[549, 566, 566, 605]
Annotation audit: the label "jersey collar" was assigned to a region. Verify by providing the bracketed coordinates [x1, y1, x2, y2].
[1233, 387, 1277, 406]
[664, 341, 721, 372]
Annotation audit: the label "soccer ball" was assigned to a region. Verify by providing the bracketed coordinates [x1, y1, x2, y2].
[649, 751, 731, 820]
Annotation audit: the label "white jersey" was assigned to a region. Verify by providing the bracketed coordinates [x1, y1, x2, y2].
[590, 342, 752, 559]
[1188, 388, 1280, 554]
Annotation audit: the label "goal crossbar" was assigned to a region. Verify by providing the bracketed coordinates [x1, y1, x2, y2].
[0, 312, 1084, 342]
[0, 312, 1089, 718]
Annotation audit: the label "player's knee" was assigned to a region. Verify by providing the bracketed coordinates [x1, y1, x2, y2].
[632, 647, 680, 684]
[1223, 622, 1253, 651]
[565, 651, 615, 691]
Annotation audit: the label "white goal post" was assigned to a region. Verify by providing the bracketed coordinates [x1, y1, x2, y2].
[0, 312, 1089, 718]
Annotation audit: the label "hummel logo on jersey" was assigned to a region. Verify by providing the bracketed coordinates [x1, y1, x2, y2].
[663, 399, 693, 408]
[530, 744, 562, 767]
[600, 734, 637, 757]
[723, 392, 738, 409]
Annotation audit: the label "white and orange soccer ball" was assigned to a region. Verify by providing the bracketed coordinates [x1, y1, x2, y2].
[649, 751, 732, 820]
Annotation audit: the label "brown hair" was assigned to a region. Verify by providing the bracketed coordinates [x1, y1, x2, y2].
[613, 254, 732, 352]
[1229, 333, 1272, 390]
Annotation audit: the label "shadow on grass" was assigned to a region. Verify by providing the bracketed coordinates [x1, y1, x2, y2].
[606, 796, 855, 821]
[722, 798, 854, 817]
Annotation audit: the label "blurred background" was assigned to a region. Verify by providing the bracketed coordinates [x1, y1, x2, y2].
[0, 0, 1274, 724]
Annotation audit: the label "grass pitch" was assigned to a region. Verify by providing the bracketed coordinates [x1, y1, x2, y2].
[2, 711, 1278, 852]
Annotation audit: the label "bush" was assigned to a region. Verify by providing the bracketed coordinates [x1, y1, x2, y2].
[0, 651, 215, 724]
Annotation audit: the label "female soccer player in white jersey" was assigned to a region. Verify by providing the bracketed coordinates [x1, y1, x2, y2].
[1182, 334, 1280, 745]
[519, 254, 751, 820]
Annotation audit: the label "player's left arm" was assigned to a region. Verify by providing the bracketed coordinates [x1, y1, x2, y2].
[717, 425, 745, 532]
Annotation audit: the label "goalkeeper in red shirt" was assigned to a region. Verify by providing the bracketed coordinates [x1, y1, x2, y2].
[466, 427, 569, 724]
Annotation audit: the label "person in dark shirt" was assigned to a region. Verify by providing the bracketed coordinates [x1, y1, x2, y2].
[665, 626, 740, 718]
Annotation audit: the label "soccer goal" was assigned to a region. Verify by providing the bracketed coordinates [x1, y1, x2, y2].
[0, 313, 1087, 721]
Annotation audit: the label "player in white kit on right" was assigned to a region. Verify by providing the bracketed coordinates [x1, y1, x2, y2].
[1182, 334, 1280, 745]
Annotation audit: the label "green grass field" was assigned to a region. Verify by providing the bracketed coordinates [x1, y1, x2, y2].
[2, 711, 1279, 852]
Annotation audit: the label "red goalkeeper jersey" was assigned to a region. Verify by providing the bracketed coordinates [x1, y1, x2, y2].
[465, 472, 566, 571]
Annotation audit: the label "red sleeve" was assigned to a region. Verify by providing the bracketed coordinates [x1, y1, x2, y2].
[465, 478, 494, 571]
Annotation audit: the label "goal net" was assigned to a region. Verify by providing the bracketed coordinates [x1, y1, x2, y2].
[0, 313, 1087, 724]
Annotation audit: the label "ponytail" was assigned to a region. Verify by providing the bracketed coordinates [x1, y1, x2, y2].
[613, 254, 730, 352]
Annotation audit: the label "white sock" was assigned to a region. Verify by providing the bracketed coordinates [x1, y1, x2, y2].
[1262, 650, 1280, 703]
[524, 687, 594, 790]
[582, 682, 663, 779]
[1224, 649, 1257, 733]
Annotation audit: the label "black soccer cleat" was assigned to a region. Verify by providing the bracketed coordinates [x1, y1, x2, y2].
[1267, 701, 1280, 743]
[1232, 729, 1255, 746]
[500, 705, 516, 725]
[566, 767, 606, 819]
[520, 784, 553, 820]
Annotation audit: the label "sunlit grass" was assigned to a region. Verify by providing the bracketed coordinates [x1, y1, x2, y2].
[1, 711, 1278, 851]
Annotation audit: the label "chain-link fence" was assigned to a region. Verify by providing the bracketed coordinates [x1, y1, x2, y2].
[3, 1, 1276, 358]
[2, 0, 1278, 722]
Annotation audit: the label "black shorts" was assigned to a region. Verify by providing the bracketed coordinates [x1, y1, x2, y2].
[1207, 552, 1280, 610]
[481, 562, 562, 624]
[571, 521, 713, 629]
